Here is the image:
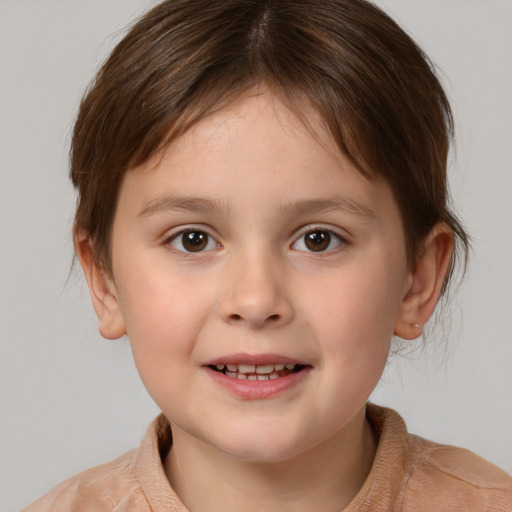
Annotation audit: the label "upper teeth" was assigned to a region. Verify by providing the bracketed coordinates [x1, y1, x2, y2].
[215, 363, 294, 374]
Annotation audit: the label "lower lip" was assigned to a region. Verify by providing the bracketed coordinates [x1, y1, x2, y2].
[203, 366, 311, 400]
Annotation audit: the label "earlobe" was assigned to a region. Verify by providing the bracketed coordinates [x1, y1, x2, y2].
[394, 224, 454, 340]
[75, 234, 127, 340]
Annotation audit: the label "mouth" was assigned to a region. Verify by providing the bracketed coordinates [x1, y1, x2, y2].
[204, 356, 311, 399]
[208, 363, 306, 381]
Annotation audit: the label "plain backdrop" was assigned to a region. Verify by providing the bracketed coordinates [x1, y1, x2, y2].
[1, 1, 511, 510]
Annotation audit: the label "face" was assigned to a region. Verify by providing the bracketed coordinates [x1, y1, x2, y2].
[108, 92, 413, 462]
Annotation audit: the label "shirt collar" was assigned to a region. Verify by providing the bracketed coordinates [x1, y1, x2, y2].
[133, 404, 410, 512]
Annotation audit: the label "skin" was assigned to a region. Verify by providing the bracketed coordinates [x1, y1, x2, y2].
[78, 91, 453, 512]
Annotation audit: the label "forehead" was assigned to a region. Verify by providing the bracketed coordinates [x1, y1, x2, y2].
[117, 91, 397, 223]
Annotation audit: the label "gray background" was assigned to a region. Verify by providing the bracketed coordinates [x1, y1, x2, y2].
[1, 1, 511, 510]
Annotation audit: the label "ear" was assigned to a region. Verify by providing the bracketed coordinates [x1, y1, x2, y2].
[394, 223, 454, 340]
[75, 234, 127, 340]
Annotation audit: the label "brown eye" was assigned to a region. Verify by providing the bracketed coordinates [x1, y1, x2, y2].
[170, 230, 217, 252]
[304, 230, 331, 251]
[292, 229, 344, 253]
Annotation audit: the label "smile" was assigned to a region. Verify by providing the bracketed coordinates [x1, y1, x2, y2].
[204, 356, 311, 399]
[209, 363, 305, 381]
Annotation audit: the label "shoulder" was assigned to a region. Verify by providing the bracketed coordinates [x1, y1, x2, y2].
[22, 449, 150, 512]
[364, 404, 512, 511]
[403, 434, 512, 511]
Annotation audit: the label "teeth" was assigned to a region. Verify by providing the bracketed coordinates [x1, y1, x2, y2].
[216, 362, 301, 379]
[256, 364, 274, 374]
[238, 364, 256, 374]
[220, 363, 296, 373]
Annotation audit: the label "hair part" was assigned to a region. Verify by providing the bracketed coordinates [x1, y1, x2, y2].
[71, 0, 469, 295]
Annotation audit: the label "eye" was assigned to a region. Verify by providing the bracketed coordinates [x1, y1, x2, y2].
[292, 229, 345, 253]
[169, 230, 218, 253]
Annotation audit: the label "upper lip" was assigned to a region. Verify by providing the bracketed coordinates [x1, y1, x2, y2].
[203, 353, 308, 366]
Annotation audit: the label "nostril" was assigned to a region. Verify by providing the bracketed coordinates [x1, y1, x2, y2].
[227, 313, 281, 324]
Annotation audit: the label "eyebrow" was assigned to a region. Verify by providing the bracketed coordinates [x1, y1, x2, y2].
[138, 196, 231, 218]
[279, 197, 376, 219]
[137, 195, 375, 220]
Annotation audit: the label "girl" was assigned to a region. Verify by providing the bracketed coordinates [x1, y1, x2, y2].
[21, 0, 512, 510]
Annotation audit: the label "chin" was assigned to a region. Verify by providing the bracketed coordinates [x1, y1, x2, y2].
[209, 426, 314, 464]
[222, 444, 302, 464]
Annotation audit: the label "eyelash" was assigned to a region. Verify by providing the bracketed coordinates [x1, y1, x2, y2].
[291, 228, 348, 253]
[165, 227, 348, 254]
[167, 229, 219, 253]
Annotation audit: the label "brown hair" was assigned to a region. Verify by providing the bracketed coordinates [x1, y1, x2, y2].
[71, 0, 469, 291]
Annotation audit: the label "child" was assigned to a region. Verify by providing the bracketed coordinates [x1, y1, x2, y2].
[24, 0, 512, 510]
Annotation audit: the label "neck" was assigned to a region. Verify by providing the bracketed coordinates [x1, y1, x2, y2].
[164, 408, 377, 512]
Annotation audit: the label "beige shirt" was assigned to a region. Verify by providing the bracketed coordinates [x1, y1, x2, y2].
[23, 404, 512, 511]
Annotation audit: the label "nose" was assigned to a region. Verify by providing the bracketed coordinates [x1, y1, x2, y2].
[218, 250, 294, 329]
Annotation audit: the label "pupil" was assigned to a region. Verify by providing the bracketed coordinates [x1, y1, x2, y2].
[305, 230, 330, 251]
[182, 231, 207, 252]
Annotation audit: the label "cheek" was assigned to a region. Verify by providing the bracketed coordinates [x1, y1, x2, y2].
[304, 258, 405, 362]
[115, 262, 214, 362]
[116, 269, 214, 412]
